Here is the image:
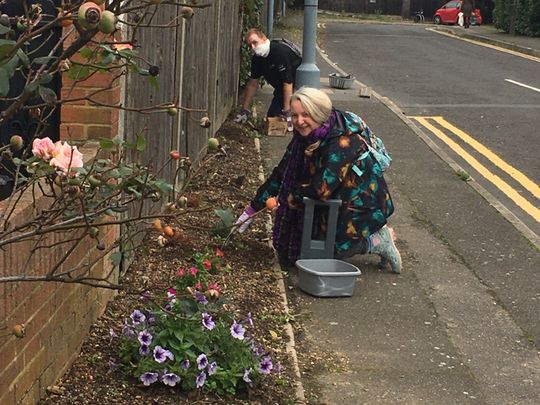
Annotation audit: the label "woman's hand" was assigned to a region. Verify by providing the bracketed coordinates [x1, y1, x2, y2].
[235, 206, 256, 233]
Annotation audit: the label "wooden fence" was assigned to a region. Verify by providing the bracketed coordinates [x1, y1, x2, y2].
[123, 0, 243, 186]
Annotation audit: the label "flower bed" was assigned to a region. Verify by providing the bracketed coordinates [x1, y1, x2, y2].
[38, 121, 298, 404]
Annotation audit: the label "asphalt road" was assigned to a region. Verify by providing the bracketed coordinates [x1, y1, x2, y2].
[320, 22, 540, 237]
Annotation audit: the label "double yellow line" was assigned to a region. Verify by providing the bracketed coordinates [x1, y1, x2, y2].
[411, 116, 540, 223]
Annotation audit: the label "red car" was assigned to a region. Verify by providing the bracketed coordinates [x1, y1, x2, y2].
[433, 1, 483, 25]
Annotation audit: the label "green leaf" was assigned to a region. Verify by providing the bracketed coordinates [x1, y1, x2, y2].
[2, 54, 19, 76]
[79, 47, 94, 60]
[0, 68, 9, 97]
[16, 49, 29, 68]
[99, 138, 115, 150]
[0, 39, 16, 61]
[67, 65, 91, 81]
[135, 134, 147, 152]
[101, 53, 115, 66]
[33, 56, 58, 65]
[173, 329, 184, 342]
[38, 86, 57, 104]
[154, 180, 173, 194]
[23, 81, 38, 94]
[147, 75, 159, 89]
[106, 168, 121, 178]
[38, 73, 53, 85]
[214, 209, 234, 228]
[110, 251, 123, 266]
[0, 25, 12, 35]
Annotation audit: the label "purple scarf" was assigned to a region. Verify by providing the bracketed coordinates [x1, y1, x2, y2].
[272, 110, 337, 264]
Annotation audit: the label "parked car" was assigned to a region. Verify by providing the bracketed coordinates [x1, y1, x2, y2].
[433, 0, 483, 26]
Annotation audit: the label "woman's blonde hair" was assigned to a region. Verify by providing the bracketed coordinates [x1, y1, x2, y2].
[290, 87, 333, 125]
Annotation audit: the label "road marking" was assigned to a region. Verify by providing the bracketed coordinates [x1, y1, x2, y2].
[401, 104, 540, 109]
[427, 28, 540, 63]
[504, 79, 540, 94]
[431, 116, 540, 201]
[411, 116, 540, 223]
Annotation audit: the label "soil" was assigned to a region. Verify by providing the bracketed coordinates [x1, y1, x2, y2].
[38, 120, 301, 405]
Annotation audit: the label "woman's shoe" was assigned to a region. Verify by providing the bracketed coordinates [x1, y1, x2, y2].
[370, 226, 402, 274]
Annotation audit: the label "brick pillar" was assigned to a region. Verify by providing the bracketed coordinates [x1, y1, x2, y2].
[60, 31, 121, 142]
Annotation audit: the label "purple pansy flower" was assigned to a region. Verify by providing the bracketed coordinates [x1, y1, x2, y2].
[122, 319, 135, 338]
[273, 361, 283, 376]
[243, 368, 252, 384]
[140, 372, 158, 386]
[138, 330, 152, 346]
[194, 291, 208, 305]
[196, 371, 206, 388]
[153, 345, 174, 363]
[130, 309, 146, 325]
[180, 359, 190, 370]
[197, 353, 208, 370]
[161, 372, 181, 387]
[208, 361, 217, 375]
[259, 356, 273, 374]
[245, 312, 254, 327]
[230, 321, 246, 340]
[141, 290, 152, 301]
[147, 314, 156, 325]
[251, 342, 265, 357]
[201, 312, 215, 330]
[109, 327, 118, 343]
[139, 344, 150, 356]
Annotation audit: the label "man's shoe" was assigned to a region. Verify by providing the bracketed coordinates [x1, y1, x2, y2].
[370, 226, 402, 274]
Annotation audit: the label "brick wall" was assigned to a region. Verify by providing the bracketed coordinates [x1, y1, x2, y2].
[0, 33, 121, 405]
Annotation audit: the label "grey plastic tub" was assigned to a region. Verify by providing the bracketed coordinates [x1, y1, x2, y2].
[296, 259, 361, 297]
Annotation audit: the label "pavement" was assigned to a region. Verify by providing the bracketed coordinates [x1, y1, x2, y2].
[249, 21, 540, 405]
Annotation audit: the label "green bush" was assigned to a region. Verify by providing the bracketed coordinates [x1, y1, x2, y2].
[494, 0, 540, 36]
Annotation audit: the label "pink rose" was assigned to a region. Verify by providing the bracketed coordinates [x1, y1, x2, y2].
[32, 137, 55, 160]
[49, 141, 83, 173]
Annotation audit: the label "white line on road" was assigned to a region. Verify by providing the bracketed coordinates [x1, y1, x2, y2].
[505, 79, 540, 93]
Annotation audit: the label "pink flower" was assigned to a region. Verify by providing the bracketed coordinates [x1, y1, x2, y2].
[215, 248, 224, 258]
[176, 267, 186, 277]
[194, 281, 202, 291]
[202, 259, 212, 270]
[189, 267, 198, 277]
[32, 137, 55, 160]
[207, 282, 221, 298]
[112, 42, 133, 51]
[167, 288, 176, 299]
[49, 141, 84, 173]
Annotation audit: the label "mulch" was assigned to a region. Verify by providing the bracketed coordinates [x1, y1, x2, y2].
[38, 120, 300, 405]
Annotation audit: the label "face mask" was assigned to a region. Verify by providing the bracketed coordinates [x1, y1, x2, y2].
[253, 40, 270, 57]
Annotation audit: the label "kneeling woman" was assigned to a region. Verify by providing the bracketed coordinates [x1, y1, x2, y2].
[236, 87, 402, 273]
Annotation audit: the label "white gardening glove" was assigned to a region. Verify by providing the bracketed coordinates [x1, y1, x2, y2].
[282, 109, 293, 132]
[235, 206, 256, 233]
[233, 109, 251, 124]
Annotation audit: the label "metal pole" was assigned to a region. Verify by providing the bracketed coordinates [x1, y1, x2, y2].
[282, 0, 286, 17]
[267, 0, 275, 39]
[296, 0, 320, 89]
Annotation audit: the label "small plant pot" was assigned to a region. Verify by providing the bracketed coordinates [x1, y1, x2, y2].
[329, 73, 355, 89]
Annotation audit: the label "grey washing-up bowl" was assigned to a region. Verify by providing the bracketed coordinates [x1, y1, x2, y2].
[296, 259, 361, 297]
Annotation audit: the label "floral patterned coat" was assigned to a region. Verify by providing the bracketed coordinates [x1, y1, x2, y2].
[252, 110, 394, 257]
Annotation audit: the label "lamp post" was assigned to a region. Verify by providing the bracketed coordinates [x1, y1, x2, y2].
[295, 0, 320, 89]
[267, 0, 274, 39]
